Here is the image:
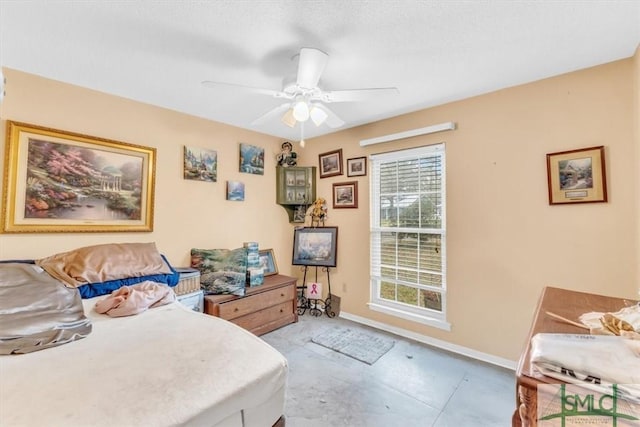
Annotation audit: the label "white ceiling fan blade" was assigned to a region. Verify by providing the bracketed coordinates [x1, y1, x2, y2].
[319, 87, 399, 103]
[296, 48, 328, 89]
[201, 81, 285, 98]
[251, 103, 291, 126]
[313, 104, 345, 128]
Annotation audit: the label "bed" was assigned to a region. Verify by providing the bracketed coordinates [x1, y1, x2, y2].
[0, 245, 288, 427]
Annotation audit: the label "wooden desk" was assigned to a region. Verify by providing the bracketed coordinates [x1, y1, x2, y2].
[513, 286, 636, 427]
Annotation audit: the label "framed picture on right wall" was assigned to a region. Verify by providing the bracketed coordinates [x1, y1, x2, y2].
[319, 149, 343, 178]
[546, 146, 607, 205]
[347, 157, 367, 177]
[332, 181, 358, 209]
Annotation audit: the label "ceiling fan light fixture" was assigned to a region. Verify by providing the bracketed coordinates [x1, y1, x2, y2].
[292, 100, 310, 122]
[203, 47, 395, 134]
[309, 105, 328, 126]
[281, 108, 296, 127]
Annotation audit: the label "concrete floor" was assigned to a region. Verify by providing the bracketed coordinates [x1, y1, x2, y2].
[262, 314, 515, 427]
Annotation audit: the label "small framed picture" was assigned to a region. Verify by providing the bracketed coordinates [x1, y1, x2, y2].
[347, 157, 367, 177]
[332, 181, 358, 209]
[239, 143, 264, 175]
[258, 249, 278, 276]
[546, 146, 607, 205]
[184, 146, 217, 182]
[318, 149, 343, 178]
[293, 205, 307, 223]
[226, 181, 245, 201]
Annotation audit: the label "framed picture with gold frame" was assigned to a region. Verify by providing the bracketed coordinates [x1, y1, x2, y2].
[2, 121, 156, 233]
[546, 146, 607, 205]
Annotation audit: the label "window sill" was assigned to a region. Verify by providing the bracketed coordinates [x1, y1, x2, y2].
[368, 302, 451, 331]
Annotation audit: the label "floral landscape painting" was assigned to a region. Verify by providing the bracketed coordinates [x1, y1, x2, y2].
[2, 121, 154, 233]
[24, 138, 144, 221]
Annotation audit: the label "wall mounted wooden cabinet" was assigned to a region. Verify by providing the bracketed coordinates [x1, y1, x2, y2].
[276, 166, 316, 222]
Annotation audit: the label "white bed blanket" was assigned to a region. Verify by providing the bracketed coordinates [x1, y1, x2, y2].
[0, 298, 288, 426]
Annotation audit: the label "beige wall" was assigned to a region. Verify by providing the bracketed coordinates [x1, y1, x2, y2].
[1, 51, 638, 363]
[297, 56, 638, 362]
[634, 45, 640, 295]
[0, 69, 294, 272]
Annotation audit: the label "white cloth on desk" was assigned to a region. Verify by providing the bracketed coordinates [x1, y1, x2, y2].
[530, 333, 640, 403]
[579, 303, 640, 333]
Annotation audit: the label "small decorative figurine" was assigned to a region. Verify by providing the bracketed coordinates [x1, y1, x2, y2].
[308, 197, 328, 227]
[276, 141, 297, 167]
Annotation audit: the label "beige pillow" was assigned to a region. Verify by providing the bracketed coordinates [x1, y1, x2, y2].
[36, 242, 172, 288]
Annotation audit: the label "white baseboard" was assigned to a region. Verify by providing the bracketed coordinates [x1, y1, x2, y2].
[339, 311, 517, 370]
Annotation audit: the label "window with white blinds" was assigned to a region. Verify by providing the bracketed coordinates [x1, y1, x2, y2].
[369, 143, 449, 329]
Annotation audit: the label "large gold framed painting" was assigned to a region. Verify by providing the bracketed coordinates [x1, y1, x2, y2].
[2, 121, 156, 233]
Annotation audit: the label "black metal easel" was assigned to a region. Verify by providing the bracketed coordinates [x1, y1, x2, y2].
[296, 266, 335, 318]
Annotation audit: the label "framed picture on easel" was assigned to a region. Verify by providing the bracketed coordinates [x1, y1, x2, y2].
[292, 227, 338, 267]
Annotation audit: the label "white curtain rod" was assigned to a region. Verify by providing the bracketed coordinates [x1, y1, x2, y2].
[359, 122, 456, 147]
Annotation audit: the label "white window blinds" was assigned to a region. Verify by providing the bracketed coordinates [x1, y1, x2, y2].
[369, 143, 448, 327]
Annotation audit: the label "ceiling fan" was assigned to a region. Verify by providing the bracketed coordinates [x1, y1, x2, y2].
[202, 48, 398, 137]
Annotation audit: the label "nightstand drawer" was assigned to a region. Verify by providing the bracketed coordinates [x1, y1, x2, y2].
[231, 300, 295, 331]
[204, 274, 298, 336]
[219, 285, 295, 320]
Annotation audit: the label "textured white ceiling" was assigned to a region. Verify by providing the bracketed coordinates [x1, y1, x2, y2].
[1, 1, 638, 142]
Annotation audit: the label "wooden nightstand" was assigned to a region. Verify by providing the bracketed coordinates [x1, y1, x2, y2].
[204, 274, 298, 335]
